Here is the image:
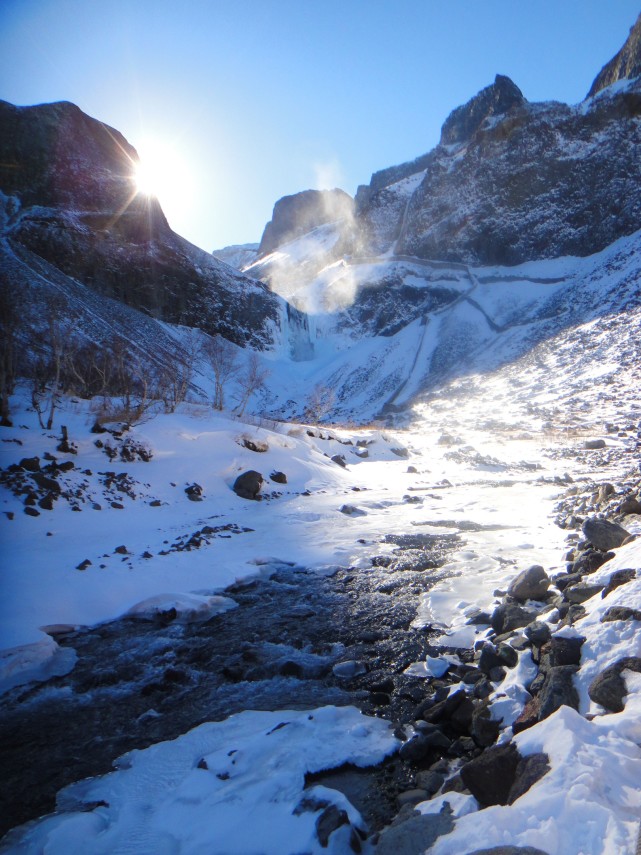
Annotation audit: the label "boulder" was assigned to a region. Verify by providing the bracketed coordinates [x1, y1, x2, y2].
[233, 470, 263, 500]
[588, 657, 641, 712]
[507, 565, 550, 601]
[491, 603, 539, 635]
[537, 666, 579, 720]
[460, 742, 520, 807]
[601, 606, 641, 623]
[19, 456, 40, 472]
[602, 568, 636, 598]
[524, 621, 551, 647]
[584, 439, 606, 449]
[374, 807, 454, 855]
[507, 753, 550, 803]
[564, 582, 604, 604]
[582, 516, 630, 551]
[270, 471, 287, 484]
[549, 635, 584, 667]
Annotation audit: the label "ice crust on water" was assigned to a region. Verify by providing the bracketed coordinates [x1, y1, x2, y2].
[1, 706, 398, 855]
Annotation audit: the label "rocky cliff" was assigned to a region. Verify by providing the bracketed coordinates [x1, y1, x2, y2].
[355, 56, 641, 265]
[588, 11, 641, 97]
[257, 188, 354, 256]
[0, 100, 281, 348]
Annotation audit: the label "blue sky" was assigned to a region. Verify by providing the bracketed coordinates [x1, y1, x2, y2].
[1, 1, 639, 251]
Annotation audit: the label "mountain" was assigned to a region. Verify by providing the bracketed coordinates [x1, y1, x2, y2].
[211, 243, 259, 270]
[0, 100, 282, 349]
[354, 73, 641, 265]
[588, 11, 641, 97]
[257, 188, 354, 256]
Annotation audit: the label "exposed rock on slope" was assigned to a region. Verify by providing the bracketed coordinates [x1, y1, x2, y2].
[355, 65, 641, 265]
[0, 100, 281, 347]
[257, 188, 354, 256]
[588, 11, 641, 97]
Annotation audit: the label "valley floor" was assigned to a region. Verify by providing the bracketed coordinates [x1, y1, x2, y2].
[0, 345, 640, 853]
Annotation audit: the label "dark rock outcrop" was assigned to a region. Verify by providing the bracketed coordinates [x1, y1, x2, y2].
[582, 516, 630, 551]
[233, 470, 263, 500]
[0, 99, 281, 348]
[440, 74, 526, 146]
[257, 188, 354, 256]
[588, 12, 641, 97]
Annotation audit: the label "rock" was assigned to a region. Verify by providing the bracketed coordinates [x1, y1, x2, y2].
[584, 439, 606, 449]
[602, 568, 636, 598]
[241, 438, 268, 453]
[601, 606, 641, 622]
[470, 701, 500, 747]
[24, 506, 40, 516]
[440, 74, 526, 146]
[415, 770, 445, 796]
[396, 789, 428, 808]
[507, 565, 550, 602]
[233, 470, 263, 500]
[332, 660, 367, 679]
[549, 635, 584, 667]
[114, 545, 128, 555]
[512, 697, 540, 734]
[478, 642, 503, 675]
[185, 483, 203, 501]
[315, 804, 349, 847]
[497, 643, 519, 668]
[582, 516, 630, 551]
[32, 472, 61, 493]
[508, 753, 550, 804]
[38, 493, 55, 510]
[466, 848, 550, 855]
[571, 549, 614, 575]
[564, 582, 604, 604]
[588, 657, 641, 712]
[598, 483, 615, 502]
[619, 497, 641, 515]
[525, 621, 551, 647]
[374, 807, 454, 855]
[331, 454, 347, 468]
[588, 11, 641, 96]
[419, 689, 466, 723]
[19, 456, 40, 472]
[339, 504, 366, 516]
[258, 188, 354, 255]
[491, 603, 539, 635]
[460, 742, 520, 807]
[537, 666, 579, 721]
[270, 471, 287, 484]
[76, 559, 91, 570]
[111, 502, 124, 509]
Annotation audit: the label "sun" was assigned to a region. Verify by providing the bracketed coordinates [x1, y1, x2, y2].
[132, 139, 193, 216]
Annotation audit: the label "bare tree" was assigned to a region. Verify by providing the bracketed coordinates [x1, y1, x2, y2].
[235, 353, 270, 418]
[304, 384, 335, 423]
[0, 284, 19, 426]
[201, 335, 239, 411]
[157, 332, 200, 413]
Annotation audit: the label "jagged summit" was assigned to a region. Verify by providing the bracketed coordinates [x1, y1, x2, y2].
[440, 73, 526, 145]
[588, 12, 641, 97]
[257, 188, 353, 256]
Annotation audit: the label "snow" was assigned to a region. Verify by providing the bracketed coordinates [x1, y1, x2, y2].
[0, 705, 398, 855]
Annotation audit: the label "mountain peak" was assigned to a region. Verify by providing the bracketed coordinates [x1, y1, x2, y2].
[440, 74, 526, 146]
[257, 188, 353, 256]
[588, 12, 641, 97]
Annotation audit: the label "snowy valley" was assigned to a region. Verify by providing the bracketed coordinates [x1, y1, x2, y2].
[2, 12, 641, 855]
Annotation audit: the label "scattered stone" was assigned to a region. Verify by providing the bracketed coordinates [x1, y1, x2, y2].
[315, 804, 349, 847]
[549, 635, 584, 667]
[460, 742, 520, 807]
[601, 606, 641, 623]
[19, 456, 40, 472]
[374, 807, 454, 855]
[340, 504, 366, 516]
[114, 545, 128, 555]
[525, 621, 551, 647]
[507, 565, 550, 602]
[32, 472, 61, 493]
[407, 465, 418, 474]
[582, 516, 630, 551]
[185, 483, 203, 501]
[331, 454, 347, 468]
[233, 470, 263, 500]
[584, 439, 606, 449]
[588, 657, 641, 712]
[508, 753, 550, 803]
[111, 502, 124, 509]
[564, 582, 604, 604]
[396, 789, 428, 808]
[24, 506, 40, 517]
[240, 438, 268, 453]
[512, 697, 540, 734]
[76, 559, 92, 571]
[270, 471, 287, 484]
[471, 700, 500, 747]
[149, 499, 162, 507]
[479, 643, 503, 675]
[602, 568, 636, 598]
[332, 660, 367, 679]
[571, 549, 613, 575]
[38, 493, 55, 511]
[491, 603, 539, 635]
[415, 770, 445, 796]
[619, 497, 641, 515]
[537, 665, 579, 720]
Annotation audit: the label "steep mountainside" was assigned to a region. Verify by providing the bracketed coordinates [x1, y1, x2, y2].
[257, 188, 353, 256]
[0, 100, 281, 348]
[355, 75, 641, 264]
[588, 11, 641, 96]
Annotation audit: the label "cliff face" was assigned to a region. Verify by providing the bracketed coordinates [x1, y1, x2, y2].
[0, 100, 281, 348]
[588, 12, 641, 97]
[355, 69, 641, 266]
[258, 188, 354, 256]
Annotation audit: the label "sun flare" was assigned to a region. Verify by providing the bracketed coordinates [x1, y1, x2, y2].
[133, 139, 193, 215]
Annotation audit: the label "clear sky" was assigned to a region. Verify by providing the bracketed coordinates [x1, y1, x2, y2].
[1, 1, 639, 252]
